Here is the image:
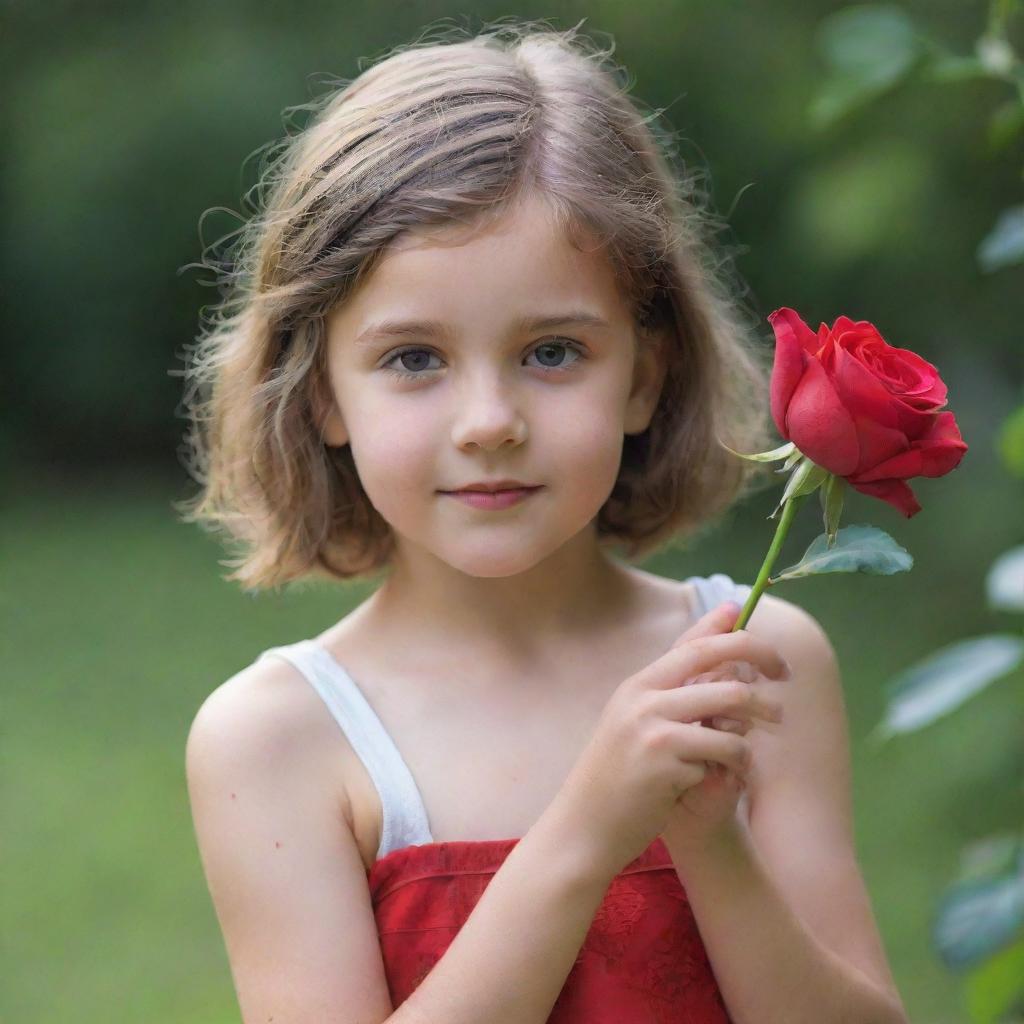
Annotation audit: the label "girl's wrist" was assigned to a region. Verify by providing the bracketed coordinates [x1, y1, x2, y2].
[661, 812, 747, 869]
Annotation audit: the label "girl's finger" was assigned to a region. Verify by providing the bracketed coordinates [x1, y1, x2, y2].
[710, 716, 749, 733]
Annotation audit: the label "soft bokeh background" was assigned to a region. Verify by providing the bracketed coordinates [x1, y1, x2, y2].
[6, 3, 1022, 1022]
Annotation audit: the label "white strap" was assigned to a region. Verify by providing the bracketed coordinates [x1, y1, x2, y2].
[255, 640, 433, 859]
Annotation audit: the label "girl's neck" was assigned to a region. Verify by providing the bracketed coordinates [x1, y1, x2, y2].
[364, 534, 643, 670]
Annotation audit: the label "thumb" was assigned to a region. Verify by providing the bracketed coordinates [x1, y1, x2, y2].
[670, 600, 742, 649]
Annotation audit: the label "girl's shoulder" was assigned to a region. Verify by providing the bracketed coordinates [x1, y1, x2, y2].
[186, 651, 355, 823]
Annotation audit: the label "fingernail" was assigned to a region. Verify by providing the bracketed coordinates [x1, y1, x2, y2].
[721, 601, 741, 615]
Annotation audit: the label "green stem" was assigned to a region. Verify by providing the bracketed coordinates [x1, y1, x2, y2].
[732, 493, 807, 631]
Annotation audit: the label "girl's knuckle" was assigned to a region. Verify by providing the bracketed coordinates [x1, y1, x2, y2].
[727, 681, 751, 704]
[635, 688, 663, 718]
[686, 636, 712, 661]
[644, 722, 674, 752]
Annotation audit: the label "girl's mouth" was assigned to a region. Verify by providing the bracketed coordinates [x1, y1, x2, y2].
[442, 486, 543, 510]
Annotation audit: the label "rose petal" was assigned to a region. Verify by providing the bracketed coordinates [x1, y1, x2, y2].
[846, 477, 923, 517]
[832, 345, 902, 428]
[875, 345, 947, 409]
[891, 396, 943, 439]
[848, 414, 909, 477]
[854, 411, 968, 481]
[783, 357, 860, 475]
[768, 308, 815, 439]
[829, 315, 869, 341]
[768, 307, 821, 353]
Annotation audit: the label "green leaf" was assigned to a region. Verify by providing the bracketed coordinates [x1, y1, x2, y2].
[978, 205, 1024, 272]
[987, 99, 1024, 154]
[996, 404, 1024, 477]
[964, 935, 1024, 1024]
[986, 544, 1024, 612]
[935, 834, 1024, 1003]
[809, 77, 890, 129]
[869, 634, 1024, 741]
[926, 54, 991, 84]
[770, 523, 912, 583]
[933, 862, 1024, 971]
[957, 833, 1024, 886]
[817, 4, 920, 78]
[810, 5, 922, 128]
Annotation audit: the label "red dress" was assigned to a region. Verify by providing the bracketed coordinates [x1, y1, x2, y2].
[258, 572, 752, 1022]
[367, 835, 733, 1022]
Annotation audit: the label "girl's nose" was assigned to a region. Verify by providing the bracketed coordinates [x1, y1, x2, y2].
[450, 380, 528, 452]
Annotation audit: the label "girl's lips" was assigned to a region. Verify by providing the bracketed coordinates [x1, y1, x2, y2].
[443, 486, 543, 510]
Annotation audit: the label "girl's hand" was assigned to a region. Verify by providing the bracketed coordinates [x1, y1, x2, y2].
[659, 603, 787, 855]
[550, 603, 789, 880]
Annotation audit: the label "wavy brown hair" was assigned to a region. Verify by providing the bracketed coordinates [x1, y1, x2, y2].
[173, 18, 776, 593]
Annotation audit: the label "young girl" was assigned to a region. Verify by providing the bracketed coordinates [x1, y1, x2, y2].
[180, 20, 909, 1024]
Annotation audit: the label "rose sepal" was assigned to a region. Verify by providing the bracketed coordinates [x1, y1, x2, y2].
[820, 474, 846, 548]
[776, 447, 804, 474]
[717, 438, 796, 464]
[770, 456, 829, 519]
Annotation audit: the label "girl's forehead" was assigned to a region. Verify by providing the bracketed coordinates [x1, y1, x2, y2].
[340, 244, 625, 331]
[323, 195, 632, 335]
[386, 193, 597, 256]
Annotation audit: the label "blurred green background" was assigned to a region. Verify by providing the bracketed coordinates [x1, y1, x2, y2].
[5, 2, 1022, 1022]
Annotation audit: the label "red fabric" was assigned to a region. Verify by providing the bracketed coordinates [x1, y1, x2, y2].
[367, 835, 732, 1022]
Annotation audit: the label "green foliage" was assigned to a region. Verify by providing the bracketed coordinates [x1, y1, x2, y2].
[870, 633, 1024, 740]
[964, 935, 1024, 1024]
[932, 832, 1024, 971]
[771, 523, 913, 584]
[810, 5, 925, 128]
[815, 10, 1023, 1008]
[812, 0, 1024, 280]
[2, 1, 1021, 468]
[978, 205, 1024, 271]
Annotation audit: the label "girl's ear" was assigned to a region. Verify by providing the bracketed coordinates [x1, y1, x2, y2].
[312, 384, 349, 447]
[624, 329, 669, 436]
[321, 405, 349, 447]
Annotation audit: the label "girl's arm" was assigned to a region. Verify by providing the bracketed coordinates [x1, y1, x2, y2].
[186, 663, 617, 1024]
[667, 596, 910, 1024]
[389, 795, 614, 1024]
[671, 820, 909, 1024]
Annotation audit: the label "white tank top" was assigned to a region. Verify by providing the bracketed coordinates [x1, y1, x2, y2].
[254, 572, 752, 863]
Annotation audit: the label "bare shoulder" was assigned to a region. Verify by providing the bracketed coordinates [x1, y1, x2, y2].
[187, 656, 356, 819]
[185, 657, 393, 1023]
[188, 655, 343, 772]
[745, 589, 835, 650]
[738, 590, 844, 765]
[742, 591, 842, 716]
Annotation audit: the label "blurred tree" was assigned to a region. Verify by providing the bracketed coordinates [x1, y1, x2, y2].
[1, 2, 1021, 475]
[811, 3, 1024, 1021]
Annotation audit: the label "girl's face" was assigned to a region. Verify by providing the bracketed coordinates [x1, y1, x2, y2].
[321, 193, 666, 578]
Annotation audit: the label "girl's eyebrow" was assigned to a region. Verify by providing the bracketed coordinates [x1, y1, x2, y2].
[353, 310, 613, 347]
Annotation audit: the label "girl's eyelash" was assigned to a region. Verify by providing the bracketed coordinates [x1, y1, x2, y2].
[380, 338, 587, 380]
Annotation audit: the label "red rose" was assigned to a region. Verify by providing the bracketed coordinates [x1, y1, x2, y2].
[768, 308, 968, 517]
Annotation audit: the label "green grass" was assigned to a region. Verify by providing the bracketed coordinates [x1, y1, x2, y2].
[5, 466, 1021, 1023]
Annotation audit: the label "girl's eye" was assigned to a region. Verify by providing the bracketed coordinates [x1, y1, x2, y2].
[380, 338, 586, 380]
